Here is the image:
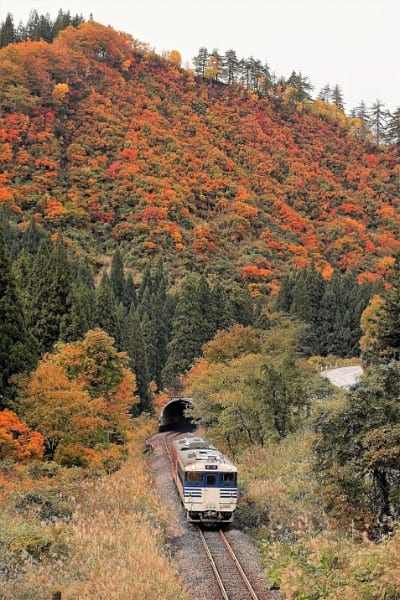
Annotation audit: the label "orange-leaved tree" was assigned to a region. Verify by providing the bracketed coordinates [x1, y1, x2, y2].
[0, 409, 44, 461]
[18, 329, 138, 469]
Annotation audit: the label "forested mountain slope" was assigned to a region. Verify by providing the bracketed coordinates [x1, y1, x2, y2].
[0, 20, 399, 286]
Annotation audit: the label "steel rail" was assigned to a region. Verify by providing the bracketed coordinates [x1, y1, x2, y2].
[219, 529, 259, 600]
[159, 433, 261, 599]
[198, 528, 230, 600]
[199, 527, 261, 600]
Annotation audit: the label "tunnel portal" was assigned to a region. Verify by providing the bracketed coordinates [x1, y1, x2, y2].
[158, 397, 195, 432]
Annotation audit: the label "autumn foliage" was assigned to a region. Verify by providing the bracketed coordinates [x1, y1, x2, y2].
[0, 409, 44, 461]
[17, 329, 137, 470]
[0, 21, 398, 284]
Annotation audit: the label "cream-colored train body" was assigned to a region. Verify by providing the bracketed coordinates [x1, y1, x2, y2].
[170, 436, 238, 524]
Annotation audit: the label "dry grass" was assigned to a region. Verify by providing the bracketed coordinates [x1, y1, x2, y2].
[2, 417, 186, 600]
[238, 433, 400, 599]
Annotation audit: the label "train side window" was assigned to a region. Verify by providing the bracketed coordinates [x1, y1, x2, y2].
[206, 474, 217, 486]
[185, 471, 203, 484]
[221, 473, 237, 484]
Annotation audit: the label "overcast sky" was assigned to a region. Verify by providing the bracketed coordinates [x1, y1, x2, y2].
[2, 0, 399, 112]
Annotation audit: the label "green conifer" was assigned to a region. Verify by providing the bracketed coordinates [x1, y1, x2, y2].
[375, 254, 400, 361]
[125, 309, 151, 413]
[33, 236, 73, 352]
[0, 13, 16, 48]
[137, 263, 152, 303]
[93, 271, 122, 348]
[59, 282, 93, 342]
[122, 274, 137, 311]
[227, 286, 254, 327]
[211, 282, 232, 331]
[110, 248, 125, 306]
[21, 217, 48, 256]
[0, 226, 37, 404]
[163, 275, 215, 385]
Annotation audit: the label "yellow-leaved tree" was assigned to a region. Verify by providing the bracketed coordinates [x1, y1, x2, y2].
[18, 329, 138, 471]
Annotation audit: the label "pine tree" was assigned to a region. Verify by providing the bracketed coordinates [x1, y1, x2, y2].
[227, 286, 254, 326]
[75, 260, 95, 289]
[286, 71, 313, 103]
[259, 61, 272, 96]
[352, 100, 371, 140]
[52, 9, 72, 37]
[12, 249, 32, 315]
[93, 271, 121, 347]
[385, 107, 400, 146]
[149, 259, 169, 387]
[318, 273, 342, 355]
[275, 274, 294, 314]
[318, 84, 331, 103]
[370, 99, 388, 145]
[0, 204, 19, 259]
[330, 84, 345, 110]
[125, 309, 151, 412]
[375, 253, 400, 362]
[163, 275, 215, 385]
[21, 217, 49, 255]
[291, 267, 325, 356]
[0, 226, 37, 404]
[137, 285, 161, 385]
[248, 57, 264, 93]
[239, 58, 252, 89]
[33, 236, 73, 353]
[110, 248, 125, 306]
[59, 283, 93, 343]
[211, 282, 232, 331]
[26, 10, 40, 40]
[193, 47, 209, 77]
[26, 238, 51, 334]
[137, 263, 152, 304]
[122, 274, 137, 312]
[35, 14, 52, 42]
[0, 13, 16, 48]
[222, 50, 239, 84]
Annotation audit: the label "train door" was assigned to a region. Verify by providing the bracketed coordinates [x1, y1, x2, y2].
[203, 471, 219, 507]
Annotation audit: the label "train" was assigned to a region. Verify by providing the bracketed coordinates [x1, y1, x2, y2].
[170, 435, 238, 524]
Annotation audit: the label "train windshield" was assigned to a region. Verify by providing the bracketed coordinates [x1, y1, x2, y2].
[184, 471, 237, 486]
[221, 472, 237, 484]
[185, 471, 203, 483]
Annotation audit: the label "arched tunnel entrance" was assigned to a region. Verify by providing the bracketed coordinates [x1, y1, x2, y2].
[158, 397, 195, 432]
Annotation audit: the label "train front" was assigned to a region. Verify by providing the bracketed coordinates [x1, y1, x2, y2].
[183, 453, 238, 524]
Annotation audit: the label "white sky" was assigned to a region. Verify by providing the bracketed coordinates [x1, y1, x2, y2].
[2, 0, 399, 112]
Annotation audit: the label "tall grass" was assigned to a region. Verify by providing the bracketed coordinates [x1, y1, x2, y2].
[237, 433, 400, 599]
[2, 417, 186, 599]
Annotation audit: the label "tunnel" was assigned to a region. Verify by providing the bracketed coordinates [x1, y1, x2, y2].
[158, 397, 195, 432]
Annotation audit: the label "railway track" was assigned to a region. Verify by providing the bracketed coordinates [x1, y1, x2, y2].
[156, 431, 271, 599]
[199, 527, 263, 600]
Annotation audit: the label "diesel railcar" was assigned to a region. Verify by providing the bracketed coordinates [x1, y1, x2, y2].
[170, 436, 238, 524]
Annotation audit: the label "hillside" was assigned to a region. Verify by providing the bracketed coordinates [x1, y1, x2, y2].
[0, 20, 399, 287]
[2, 19, 400, 600]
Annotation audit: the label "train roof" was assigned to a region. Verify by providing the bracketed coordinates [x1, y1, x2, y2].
[172, 436, 237, 471]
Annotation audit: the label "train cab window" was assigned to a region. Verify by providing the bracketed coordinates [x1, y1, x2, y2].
[185, 472, 203, 484]
[221, 473, 237, 484]
[206, 474, 217, 486]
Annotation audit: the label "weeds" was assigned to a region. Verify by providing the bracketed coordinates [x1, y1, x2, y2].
[1, 416, 186, 599]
